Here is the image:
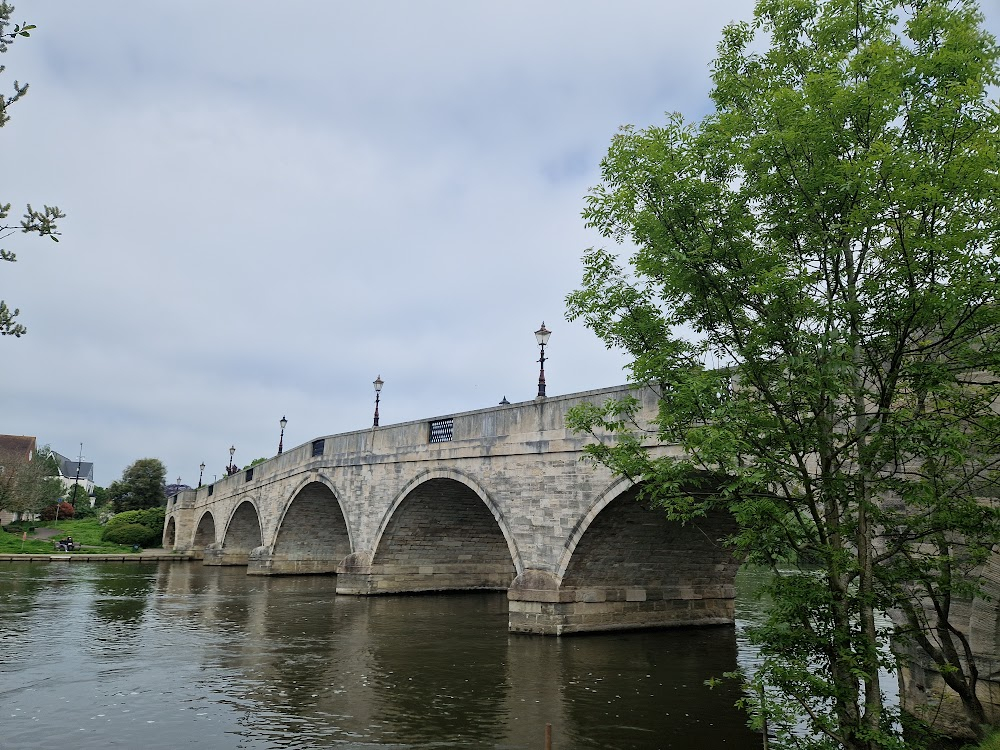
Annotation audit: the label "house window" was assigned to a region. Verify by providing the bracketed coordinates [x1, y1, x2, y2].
[429, 418, 454, 443]
[245, 468, 254, 482]
[312, 439, 325, 457]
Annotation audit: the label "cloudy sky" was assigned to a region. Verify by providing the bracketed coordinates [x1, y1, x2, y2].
[4, 2, 999, 487]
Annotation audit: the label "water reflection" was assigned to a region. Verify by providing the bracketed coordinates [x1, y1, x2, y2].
[367, 595, 510, 745]
[92, 562, 153, 624]
[0, 562, 765, 749]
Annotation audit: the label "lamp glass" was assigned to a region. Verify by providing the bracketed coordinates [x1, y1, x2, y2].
[534, 322, 551, 346]
[374, 375, 384, 393]
[280, 416, 287, 430]
[200, 462, 206, 471]
[229, 446, 235, 457]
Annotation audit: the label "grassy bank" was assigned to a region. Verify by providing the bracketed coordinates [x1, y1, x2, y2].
[973, 732, 1000, 750]
[0, 518, 159, 554]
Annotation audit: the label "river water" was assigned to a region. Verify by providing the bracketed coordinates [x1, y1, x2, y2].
[0, 562, 775, 750]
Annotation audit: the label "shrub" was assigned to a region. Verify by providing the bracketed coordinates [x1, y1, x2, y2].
[105, 507, 164, 531]
[102, 523, 159, 547]
[71, 502, 97, 520]
[40, 502, 74, 521]
[102, 506, 165, 548]
[104, 509, 145, 529]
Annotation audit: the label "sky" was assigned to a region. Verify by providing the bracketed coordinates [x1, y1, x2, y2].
[4, 2, 999, 487]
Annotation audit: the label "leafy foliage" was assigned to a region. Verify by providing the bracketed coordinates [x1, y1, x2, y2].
[0, 443, 64, 519]
[109, 458, 167, 512]
[64, 483, 89, 508]
[101, 507, 164, 547]
[101, 523, 157, 547]
[39, 501, 73, 521]
[0, 3, 63, 337]
[567, 0, 1000, 746]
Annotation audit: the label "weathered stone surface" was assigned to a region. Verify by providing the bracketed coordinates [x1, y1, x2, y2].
[165, 385, 737, 635]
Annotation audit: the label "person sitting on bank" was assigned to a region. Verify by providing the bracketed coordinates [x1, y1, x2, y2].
[57, 537, 71, 551]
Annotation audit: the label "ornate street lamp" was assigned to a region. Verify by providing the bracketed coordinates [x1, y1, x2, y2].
[198, 462, 205, 488]
[278, 415, 288, 455]
[228, 445, 236, 475]
[535, 322, 551, 398]
[373, 375, 384, 427]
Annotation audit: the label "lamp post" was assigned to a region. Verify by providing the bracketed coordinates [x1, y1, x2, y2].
[228, 445, 235, 475]
[535, 322, 551, 398]
[198, 462, 205, 488]
[373, 375, 384, 427]
[278, 415, 287, 455]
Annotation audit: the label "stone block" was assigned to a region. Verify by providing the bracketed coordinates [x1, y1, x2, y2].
[626, 588, 647, 602]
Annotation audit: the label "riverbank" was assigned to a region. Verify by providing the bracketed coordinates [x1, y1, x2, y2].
[0, 550, 195, 562]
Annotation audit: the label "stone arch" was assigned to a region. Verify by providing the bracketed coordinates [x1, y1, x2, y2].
[220, 500, 263, 564]
[539, 478, 740, 632]
[193, 511, 216, 548]
[366, 469, 519, 593]
[163, 516, 176, 548]
[555, 476, 635, 581]
[372, 468, 522, 575]
[266, 478, 352, 575]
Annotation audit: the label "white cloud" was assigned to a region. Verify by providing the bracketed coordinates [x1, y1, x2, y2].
[1, 0, 996, 485]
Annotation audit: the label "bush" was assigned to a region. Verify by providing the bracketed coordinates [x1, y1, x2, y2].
[71, 502, 97, 519]
[40, 502, 74, 521]
[105, 507, 164, 532]
[104, 509, 145, 529]
[101, 506, 165, 548]
[102, 523, 159, 547]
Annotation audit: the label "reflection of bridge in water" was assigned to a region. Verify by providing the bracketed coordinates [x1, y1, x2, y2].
[147, 564, 758, 747]
[164, 385, 740, 635]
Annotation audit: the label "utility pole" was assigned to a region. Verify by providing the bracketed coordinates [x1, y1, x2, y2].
[71, 443, 84, 507]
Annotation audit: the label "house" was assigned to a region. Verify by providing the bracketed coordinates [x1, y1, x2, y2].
[51, 450, 95, 502]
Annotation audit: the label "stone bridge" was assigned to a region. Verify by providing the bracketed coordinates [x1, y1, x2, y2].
[164, 384, 740, 635]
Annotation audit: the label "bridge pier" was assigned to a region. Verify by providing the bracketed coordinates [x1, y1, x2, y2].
[247, 546, 342, 576]
[507, 570, 735, 635]
[202, 544, 251, 567]
[335, 550, 513, 594]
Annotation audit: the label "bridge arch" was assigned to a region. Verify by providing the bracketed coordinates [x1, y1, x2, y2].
[265, 476, 353, 575]
[163, 516, 176, 548]
[219, 499, 263, 566]
[193, 511, 217, 549]
[555, 476, 635, 582]
[510, 477, 740, 634]
[365, 468, 521, 593]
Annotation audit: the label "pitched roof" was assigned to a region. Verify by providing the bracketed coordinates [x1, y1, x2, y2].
[51, 451, 95, 483]
[0, 435, 36, 461]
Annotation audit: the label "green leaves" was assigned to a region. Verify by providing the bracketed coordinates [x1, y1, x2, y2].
[0, 4, 62, 338]
[569, 0, 1000, 745]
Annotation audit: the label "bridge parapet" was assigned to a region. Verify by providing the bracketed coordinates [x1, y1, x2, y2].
[164, 384, 743, 635]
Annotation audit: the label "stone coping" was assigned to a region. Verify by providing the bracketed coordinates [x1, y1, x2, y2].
[0, 553, 195, 562]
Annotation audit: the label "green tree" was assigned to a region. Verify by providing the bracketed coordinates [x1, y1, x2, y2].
[109, 458, 167, 512]
[567, 0, 1000, 746]
[0, 3, 63, 337]
[91, 485, 108, 507]
[65, 482, 87, 507]
[0, 443, 63, 520]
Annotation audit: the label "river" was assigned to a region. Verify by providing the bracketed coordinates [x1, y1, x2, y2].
[0, 562, 778, 749]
